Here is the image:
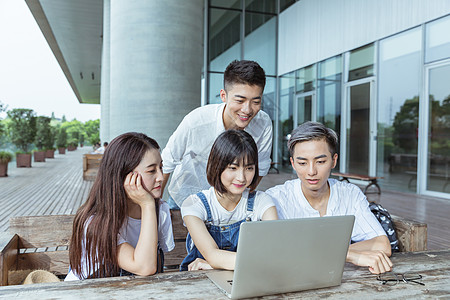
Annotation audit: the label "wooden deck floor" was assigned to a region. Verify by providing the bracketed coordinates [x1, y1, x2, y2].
[0, 147, 93, 232]
[1, 150, 449, 250]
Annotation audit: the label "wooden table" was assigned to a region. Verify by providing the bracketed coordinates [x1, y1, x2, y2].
[0, 250, 449, 299]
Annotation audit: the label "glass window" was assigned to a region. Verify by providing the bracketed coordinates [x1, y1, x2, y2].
[427, 64, 450, 194]
[261, 76, 276, 120]
[296, 65, 316, 93]
[280, 0, 296, 12]
[377, 28, 421, 192]
[244, 14, 276, 75]
[210, 0, 241, 10]
[209, 8, 241, 72]
[278, 72, 295, 166]
[208, 72, 224, 104]
[348, 44, 375, 81]
[245, 0, 276, 14]
[317, 55, 342, 135]
[425, 15, 450, 63]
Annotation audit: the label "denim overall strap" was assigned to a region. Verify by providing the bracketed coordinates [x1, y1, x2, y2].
[196, 192, 213, 223]
[246, 191, 256, 212]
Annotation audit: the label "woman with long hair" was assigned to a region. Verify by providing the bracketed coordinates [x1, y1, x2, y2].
[66, 132, 174, 280]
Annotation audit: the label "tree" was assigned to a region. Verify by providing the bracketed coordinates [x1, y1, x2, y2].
[84, 119, 100, 145]
[56, 127, 67, 148]
[0, 101, 7, 140]
[35, 116, 53, 150]
[61, 119, 83, 146]
[7, 108, 37, 153]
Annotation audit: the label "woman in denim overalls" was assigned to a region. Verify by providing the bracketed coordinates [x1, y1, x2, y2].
[180, 130, 278, 271]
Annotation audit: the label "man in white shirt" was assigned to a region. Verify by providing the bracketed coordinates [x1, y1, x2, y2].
[266, 121, 393, 274]
[161, 60, 273, 208]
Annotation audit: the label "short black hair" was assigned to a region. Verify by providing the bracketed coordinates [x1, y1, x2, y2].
[207, 129, 259, 194]
[224, 60, 266, 92]
[288, 121, 339, 157]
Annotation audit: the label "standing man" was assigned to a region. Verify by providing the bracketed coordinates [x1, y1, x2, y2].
[161, 60, 273, 208]
[266, 121, 393, 274]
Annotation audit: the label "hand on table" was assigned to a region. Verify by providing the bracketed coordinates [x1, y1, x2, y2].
[347, 249, 393, 274]
[188, 258, 213, 271]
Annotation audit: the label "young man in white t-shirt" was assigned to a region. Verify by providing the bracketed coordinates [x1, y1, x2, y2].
[266, 121, 393, 274]
[161, 60, 273, 209]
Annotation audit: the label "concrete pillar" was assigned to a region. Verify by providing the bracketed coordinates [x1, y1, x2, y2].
[109, 0, 204, 147]
[100, 0, 110, 143]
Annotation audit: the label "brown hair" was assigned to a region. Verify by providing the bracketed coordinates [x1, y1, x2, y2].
[69, 132, 160, 279]
[206, 129, 259, 195]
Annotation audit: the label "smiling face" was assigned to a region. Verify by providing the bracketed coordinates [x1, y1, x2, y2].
[221, 83, 263, 130]
[132, 148, 164, 199]
[220, 158, 256, 196]
[290, 138, 338, 198]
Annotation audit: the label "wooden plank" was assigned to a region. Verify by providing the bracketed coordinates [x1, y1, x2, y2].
[392, 215, 427, 252]
[9, 215, 74, 248]
[0, 233, 19, 286]
[164, 242, 186, 269]
[332, 172, 383, 181]
[0, 250, 448, 298]
[17, 251, 69, 275]
[170, 210, 188, 240]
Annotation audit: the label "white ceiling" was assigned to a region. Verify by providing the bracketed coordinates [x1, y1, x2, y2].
[26, 0, 103, 104]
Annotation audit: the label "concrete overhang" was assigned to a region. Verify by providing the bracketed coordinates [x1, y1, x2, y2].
[25, 0, 103, 104]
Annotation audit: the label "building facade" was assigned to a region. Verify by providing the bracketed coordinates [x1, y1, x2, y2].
[27, 0, 450, 199]
[205, 0, 450, 199]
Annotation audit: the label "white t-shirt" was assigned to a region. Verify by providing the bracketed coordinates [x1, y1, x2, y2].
[265, 179, 386, 242]
[181, 187, 275, 226]
[161, 103, 273, 206]
[65, 201, 175, 281]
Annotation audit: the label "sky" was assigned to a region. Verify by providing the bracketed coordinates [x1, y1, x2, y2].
[0, 0, 100, 122]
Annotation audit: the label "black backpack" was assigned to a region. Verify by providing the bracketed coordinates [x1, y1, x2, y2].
[369, 202, 399, 252]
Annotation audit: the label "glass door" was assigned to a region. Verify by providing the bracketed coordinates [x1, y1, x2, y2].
[344, 79, 376, 175]
[421, 62, 450, 196]
[293, 92, 315, 128]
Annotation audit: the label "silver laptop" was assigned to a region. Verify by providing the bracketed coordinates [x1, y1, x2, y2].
[206, 215, 355, 299]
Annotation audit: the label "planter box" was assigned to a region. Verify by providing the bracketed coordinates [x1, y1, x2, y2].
[58, 147, 66, 155]
[34, 151, 46, 162]
[16, 153, 32, 168]
[45, 149, 55, 159]
[67, 145, 77, 151]
[0, 162, 8, 177]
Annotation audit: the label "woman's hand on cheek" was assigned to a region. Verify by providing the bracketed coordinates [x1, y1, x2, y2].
[124, 172, 155, 207]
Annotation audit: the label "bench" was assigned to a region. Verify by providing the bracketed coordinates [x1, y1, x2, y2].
[406, 171, 450, 192]
[82, 154, 103, 181]
[0, 211, 188, 286]
[332, 172, 383, 194]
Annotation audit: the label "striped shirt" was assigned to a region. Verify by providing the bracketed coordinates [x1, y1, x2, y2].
[266, 178, 386, 242]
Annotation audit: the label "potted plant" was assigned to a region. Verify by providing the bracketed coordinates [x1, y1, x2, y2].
[38, 117, 56, 158]
[33, 149, 46, 162]
[34, 116, 50, 162]
[7, 109, 36, 168]
[0, 151, 13, 177]
[57, 127, 67, 154]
